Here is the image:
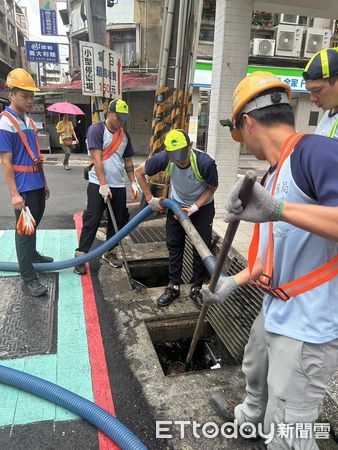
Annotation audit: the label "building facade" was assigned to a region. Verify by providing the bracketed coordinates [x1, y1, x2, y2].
[0, 1, 29, 92]
[192, 2, 337, 152]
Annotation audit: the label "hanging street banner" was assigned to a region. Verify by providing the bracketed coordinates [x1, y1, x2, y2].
[25, 41, 59, 63]
[40, 0, 58, 35]
[79, 41, 122, 99]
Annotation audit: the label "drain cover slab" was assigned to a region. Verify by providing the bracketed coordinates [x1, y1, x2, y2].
[0, 274, 57, 359]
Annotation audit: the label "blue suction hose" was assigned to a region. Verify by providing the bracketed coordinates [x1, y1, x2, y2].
[0, 364, 147, 450]
[0, 199, 221, 448]
[0, 202, 187, 272]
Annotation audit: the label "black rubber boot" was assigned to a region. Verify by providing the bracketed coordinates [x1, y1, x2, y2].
[74, 250, 87, 275]
[210, 390, 237, 421]
[157, 284, 180, 307]
[210, 390, 261, 441]
[190, 286, 203, 310]
[32, 252, 54, 263]
[22, 277, 48, 297]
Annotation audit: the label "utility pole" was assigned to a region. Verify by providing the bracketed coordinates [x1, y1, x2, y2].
[83, 0, 107, 121]
[83, 0, 106, 46]
[66, 0, 74, 78]
[145, 0, 202, 199]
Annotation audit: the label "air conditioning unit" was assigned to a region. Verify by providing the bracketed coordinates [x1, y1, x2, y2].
[279, 13, 299, 25]
[252, 38, 275, 56]
[275, 25, 304, 57]
[303, 28, 332, 58]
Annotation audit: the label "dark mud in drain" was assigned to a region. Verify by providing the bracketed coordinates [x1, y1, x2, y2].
[147, 315, 237, 376]
[155, 338, 222, 375]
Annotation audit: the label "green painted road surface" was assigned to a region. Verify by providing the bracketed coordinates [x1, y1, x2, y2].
[0, 230, 93, 426]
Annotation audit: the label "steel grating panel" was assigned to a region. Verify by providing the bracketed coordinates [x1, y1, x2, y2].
[207, 250, 264, 363]
[0, 273, 58, 359]
[130, 224, 263, 363]
[129, 226, 167, 244]
[181, 236, 263, 363]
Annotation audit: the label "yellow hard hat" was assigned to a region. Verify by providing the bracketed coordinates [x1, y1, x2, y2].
[6, 68, 39, 92]
[231, 71, 291, 142]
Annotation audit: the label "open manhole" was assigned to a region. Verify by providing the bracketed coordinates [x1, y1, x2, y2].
[128, 258, 169, 287]
[146, 315, 236, 376]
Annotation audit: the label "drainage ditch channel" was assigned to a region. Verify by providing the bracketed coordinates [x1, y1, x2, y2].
[98, 219, 338, 449]
[129, 257, 237, 376]
[146, 315, 236, 376]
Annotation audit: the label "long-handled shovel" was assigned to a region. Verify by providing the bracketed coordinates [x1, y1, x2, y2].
[184, 171, 256, 370]
[106, 198, 145, 291]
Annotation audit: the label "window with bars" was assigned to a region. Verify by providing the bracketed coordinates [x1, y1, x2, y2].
[8, 22, 16, 44]
[309, 111, 319, 127]
[201, 0, 216, 21]
[199, 25, 214, 42]
[111, 29, 136, 65]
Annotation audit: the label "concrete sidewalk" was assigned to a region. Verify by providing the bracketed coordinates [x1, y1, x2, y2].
[214, 219, 253, 258]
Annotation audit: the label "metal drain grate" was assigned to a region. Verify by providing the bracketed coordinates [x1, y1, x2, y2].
[182, 236, 263, 363]
[129, 223, 263, 363]
[0, 273, 58, 359]
[129, 226, 166, 244]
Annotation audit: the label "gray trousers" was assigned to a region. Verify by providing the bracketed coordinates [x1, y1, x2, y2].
[234, 310, 338, 449]
[61, 144, 71, 166]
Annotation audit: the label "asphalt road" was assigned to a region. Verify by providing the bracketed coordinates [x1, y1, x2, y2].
[0, 163, 141, 229]
[0, 165, 88, 229]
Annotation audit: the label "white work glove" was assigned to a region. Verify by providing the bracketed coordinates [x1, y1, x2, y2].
[99, 184, 112, 203]
[224, 179, 284, 224]
[147, 196, 163, 212]
[201, 276, 238, 304]
[130, 182, 139, 200]
[182, 203, 199, 217]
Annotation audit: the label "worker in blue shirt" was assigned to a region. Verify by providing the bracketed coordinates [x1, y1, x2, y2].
[0, 68, 53, 297]
[203, 72, 338, 449]
[136, 129, 218, 309]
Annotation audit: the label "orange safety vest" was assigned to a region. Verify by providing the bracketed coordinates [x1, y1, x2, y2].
[1, 110, 43, 173]
[101, 126, 125, 160]
[248, 132, 338, 301]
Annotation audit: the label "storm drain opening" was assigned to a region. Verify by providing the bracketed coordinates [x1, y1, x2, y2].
[146, 315, 236, 376]
[128, 258, 169, 288]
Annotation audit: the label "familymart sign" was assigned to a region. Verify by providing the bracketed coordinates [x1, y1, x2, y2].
[194, 63, 307, 93]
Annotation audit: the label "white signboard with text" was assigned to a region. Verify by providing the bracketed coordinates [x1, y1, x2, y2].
[80, 41, 122, 99]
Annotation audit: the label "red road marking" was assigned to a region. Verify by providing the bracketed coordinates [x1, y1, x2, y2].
[74, 212, 119, 450]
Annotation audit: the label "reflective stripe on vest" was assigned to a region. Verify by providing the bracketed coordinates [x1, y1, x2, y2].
[328, 118, 338, 138]
[248, 132, 338, 301]
[165, 149, 204, 182]
[102, 126, 125, 160]
[1, 111, 43, 173]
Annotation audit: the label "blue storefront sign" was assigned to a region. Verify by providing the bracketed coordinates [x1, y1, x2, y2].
[40, 9, 58, 35]
[25, 41, 59, 63]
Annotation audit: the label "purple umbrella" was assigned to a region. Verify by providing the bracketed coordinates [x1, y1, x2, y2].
[47, 102, 85, 115]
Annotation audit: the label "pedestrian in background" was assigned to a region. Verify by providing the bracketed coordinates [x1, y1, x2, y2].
[74, 99, 138, 275]
[56, 113, 78, 170]
[0, 68, 53, 297]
